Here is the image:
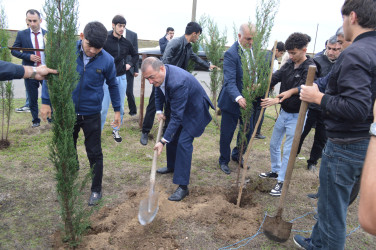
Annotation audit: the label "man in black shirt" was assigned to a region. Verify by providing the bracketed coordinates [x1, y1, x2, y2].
[101, 15, 138, 143]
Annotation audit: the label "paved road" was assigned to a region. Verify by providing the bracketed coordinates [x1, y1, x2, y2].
[12, 71, 212, 99]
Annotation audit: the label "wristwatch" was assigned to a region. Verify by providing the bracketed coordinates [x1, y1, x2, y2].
[369, 122, 376, 136]
[30, 67, 37, 79]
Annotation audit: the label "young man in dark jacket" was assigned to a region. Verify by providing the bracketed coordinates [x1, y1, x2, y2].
[259, 33, 316, 196]
[159, 27, 174, 54]
[41, 21, 121, 206]
[101, 15, 138, 143]
[294, 0, 376, 249]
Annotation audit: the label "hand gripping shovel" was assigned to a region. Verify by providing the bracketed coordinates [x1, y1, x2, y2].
[263, 65, 316, 242]
[138, 119, 164, 225]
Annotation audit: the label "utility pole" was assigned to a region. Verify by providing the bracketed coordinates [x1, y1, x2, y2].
[191, 0, 197, 22]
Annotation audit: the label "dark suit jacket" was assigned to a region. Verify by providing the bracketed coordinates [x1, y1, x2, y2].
[11, 28, 47, 66]
[217, 41, 243, 115]
[125, 29, 138, 74]
[155, 65, 214, 141]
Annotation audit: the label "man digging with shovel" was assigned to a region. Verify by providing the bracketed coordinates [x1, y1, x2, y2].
[141, 57, 214, 202]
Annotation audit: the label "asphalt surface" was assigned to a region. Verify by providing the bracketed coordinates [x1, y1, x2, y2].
[12, 71, 212, 99]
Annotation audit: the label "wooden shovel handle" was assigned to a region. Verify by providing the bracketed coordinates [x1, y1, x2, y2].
[276, 65, 316, 215]
[150, 119, 164, 191]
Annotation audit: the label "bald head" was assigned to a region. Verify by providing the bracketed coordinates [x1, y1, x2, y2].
[238, 23, 256, 48]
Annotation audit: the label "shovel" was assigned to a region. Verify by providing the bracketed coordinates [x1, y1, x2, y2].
[138, 119, 164, 225]
[263, 65, 316, 242]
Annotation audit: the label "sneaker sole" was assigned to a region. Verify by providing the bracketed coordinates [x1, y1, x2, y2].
[293, 237, 306, 249]
[259, 175, 278, 179]
[269, 192, 281, 196]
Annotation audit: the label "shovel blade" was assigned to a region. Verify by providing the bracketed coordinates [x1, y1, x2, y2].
[263, 215, 292, 243]
[138, 193, 159, 225]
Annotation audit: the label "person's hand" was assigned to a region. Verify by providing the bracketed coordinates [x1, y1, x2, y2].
[277, 89, 295, 103]
[209, 65, 219, 70]
[30, 54, 41, 63]
[300, 83, 324, 105]
[238, 97, 246, 109]
[125, 64, 131, 71]
[134, 72, 139, 77]
[166, 34, 172, 41]
[261, 97, 279, 108]
[111, 111, 121, 129]
[157, 113, 166, 121]
[34, 65, 58, 80]
[154, 142, 164, 156]
[40, 104, 52, 122]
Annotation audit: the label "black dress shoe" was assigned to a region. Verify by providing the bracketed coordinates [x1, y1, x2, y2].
[255, 133, 266, 139]
[140, 132, 148, 145]
[220, 163, 231, 174]
[156, 167, 174, 174]
[168, 186, 189, 201]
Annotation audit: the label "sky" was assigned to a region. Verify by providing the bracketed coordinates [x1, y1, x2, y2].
[1, 0, 344, 53]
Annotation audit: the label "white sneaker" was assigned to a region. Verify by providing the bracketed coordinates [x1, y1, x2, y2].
[112, 130, 122, 143]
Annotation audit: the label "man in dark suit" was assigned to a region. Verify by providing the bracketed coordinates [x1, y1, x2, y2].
[125, 25, 139, 116]
[142, 57, 213, 201]
[159, 27, 174, 54]
[217, 23, 255, 174]
[11, 9, 47, 127]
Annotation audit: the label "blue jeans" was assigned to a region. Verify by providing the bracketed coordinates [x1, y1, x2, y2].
[100, 74, 127, 131]
[269, 109, 299, 182]
[310, 139, 369, 250]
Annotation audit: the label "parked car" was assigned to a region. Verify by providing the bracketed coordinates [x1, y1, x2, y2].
[138, 46, 209, 71]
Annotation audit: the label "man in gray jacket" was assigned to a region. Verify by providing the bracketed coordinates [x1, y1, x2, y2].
[140, 21, 216, 146]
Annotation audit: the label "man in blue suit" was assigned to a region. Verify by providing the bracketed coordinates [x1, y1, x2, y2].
[11, 9, 47, 127]
[141, 57, 214, 201]
[217, 23, 256, 174]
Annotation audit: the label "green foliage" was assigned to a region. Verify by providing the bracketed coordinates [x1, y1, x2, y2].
[44, 0, 93, 246]
[200, 15, 227, 126]
[0, 2, 13, 143]
[238, 0, 280, 157]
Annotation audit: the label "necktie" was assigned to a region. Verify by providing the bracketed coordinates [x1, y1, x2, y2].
[33, 32, 41, 66]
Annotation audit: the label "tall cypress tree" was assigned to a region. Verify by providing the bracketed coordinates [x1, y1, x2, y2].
[44, 0, 93, 246]
[236, 0, 279, 181]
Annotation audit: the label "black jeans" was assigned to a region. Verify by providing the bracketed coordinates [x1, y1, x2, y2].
[142, 86, 156, 134]
[126, 71, 137, 115]
[73, 113, 103, 193]
[297, 108, 327, 165]
[251, 97, 265, 135]
[25, 78, 42, 124]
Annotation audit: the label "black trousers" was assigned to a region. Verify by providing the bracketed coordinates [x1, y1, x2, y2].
[73, 113, 103, 193]
[126, 71, 137, 115]
[251, 97, 265, 135]
[297, 108, 327, 165]
[25, 78, 42, 124]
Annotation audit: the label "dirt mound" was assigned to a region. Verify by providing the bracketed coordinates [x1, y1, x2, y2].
[61, 186, 262, 249]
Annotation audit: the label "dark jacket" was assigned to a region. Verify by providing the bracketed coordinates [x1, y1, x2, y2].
[125, 29, 138, 75]
[0, 60, 24, 81]
[271, 56, 316, 113]
[155, 65, 214, 141]
[42, 40, 120, 116]
[314, 53, 335, 78]
[11, 28, 47, 66]
[159, 36, 168, 54]
[103, 31, 138, 77]
[217, 41, 244, 115]
[161, 35, 209, 70]
[321, 31, 376, 138]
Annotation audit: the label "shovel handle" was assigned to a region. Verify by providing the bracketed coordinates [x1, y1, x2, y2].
[150, 119, 165, 192]
[277, 65, 316, 212]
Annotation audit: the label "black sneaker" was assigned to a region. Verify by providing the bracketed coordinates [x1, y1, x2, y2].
[255, 133, 266, 139]
[88, 191, 102, 206]
[307, 193, 318, 199]
[15, 106, 30, 113]
[293, 234, 312, 249]
[112, 130, 122, 143]
[270, 181, 283, 196]
[32, 122, 40, 128]
[259, 171, 278, 179]
[307, 163, 316, 171]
